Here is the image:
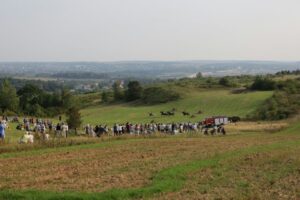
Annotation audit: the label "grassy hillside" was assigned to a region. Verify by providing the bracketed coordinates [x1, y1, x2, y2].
[0, 118, 299, 200]
[1, 72, 299, 200]
[81, 89, 272, 125]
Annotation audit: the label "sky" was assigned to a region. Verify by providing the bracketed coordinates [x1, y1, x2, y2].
[0, 0, 299, 62]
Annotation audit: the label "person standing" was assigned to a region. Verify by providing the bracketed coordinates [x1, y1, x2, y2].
[61, 123, 69, 138]
[0, 121, 6, 142]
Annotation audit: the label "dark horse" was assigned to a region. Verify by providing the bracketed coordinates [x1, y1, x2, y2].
[182, 111, 190, 116]
[167, 111, 175, 116]
[160, 111, 169, 116]
[229, 116, 241, 123]
[161, 111, 175, 116]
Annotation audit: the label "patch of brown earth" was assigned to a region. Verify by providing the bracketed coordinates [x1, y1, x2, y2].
[0, 133, 299, 193]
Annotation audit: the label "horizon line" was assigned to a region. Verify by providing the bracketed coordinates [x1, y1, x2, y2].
[0, 59, 299, 63]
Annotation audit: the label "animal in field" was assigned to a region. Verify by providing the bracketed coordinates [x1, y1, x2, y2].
[197, 110, 203, 114]
[149, 112, 154, 117]
[190, 115, 196, 118]
[182, 111, 190, 116]
[160, 111, 169, 116]
[228, 116, 241, 123]
[161, 111, 175, 116]
[167, 111, 175, 116]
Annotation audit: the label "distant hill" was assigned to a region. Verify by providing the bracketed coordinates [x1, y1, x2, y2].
[48, 72, 108, 79]
[0, 60, 299, 79]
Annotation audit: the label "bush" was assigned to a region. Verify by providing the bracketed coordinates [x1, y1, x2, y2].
[251, 79, 300, 120]
[252, 93, 298, 120]
[251, 77, 276, 91]
[101, 91, 114, 103]
[219, 77, 231, 87]
[142, 87, 180, 104]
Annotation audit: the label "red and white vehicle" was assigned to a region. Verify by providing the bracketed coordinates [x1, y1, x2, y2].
[201, 116, 228, 135]
[202, 116, 228, 127]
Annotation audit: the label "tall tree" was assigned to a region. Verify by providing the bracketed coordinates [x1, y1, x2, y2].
[196, 72, 203, 78]
[0, 79, 19, 113]
[17, 84, 43, 110]
[61, 88, 74, 110]
[219, 77, 230, 87]
[112, 81, 124, 101]
[126, 81, 143, 101]
[66, 106, 82, 134]
[101, 91, 109, 103]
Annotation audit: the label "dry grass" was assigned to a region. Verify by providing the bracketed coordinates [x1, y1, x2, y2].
[0, 129, 299, 194]
[0, 119, 299, 200]
[158, 145, 300, 200]
[226, 121, 288, 133]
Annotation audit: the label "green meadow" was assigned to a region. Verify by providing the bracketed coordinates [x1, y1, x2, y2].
[81, 89, 272, 125]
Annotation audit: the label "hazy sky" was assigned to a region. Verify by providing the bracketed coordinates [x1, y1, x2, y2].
[0, 0, 299, 61]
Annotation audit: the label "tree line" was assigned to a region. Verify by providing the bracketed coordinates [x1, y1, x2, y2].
[0, 79, 75, 117]
[101, 80, 180, 104]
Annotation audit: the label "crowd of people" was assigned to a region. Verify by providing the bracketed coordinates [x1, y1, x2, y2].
[0, 116, 226, 144]
[85, 121, 226, 137]
[0, 116, 70, 144]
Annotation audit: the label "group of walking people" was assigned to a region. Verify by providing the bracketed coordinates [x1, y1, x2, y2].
[84, 121, 220, 137]
[0, 115, 227, 145]
[0, 116, 70, 144]
[19, 119, 69, 143]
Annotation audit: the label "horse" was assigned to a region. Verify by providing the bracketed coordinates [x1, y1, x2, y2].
[167, 111, 175, 116]
[182, 111, 190, 116]
[197, 110, 203, 114]
[160, 111, 169, 116]
[229, 116, 241, 123]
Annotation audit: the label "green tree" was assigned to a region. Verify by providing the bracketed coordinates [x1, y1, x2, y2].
[251, 77, 276, 91]
[112, 81, 124, 101]
[142, 87, 180, 104]
[17, 84, 66, 116]
[61, 88, 75, 110]
[66, 106, 82, 133]
[18, 84, 43, 109]
[219, 77, 231, 87]
[17, 84, 45, 115]
[126, 81, 143, 101]
[205, 77, 214, 88]
[101, 91, 109, 103]
[0, 79, 19, 113]
[196, 72, 203, 78]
